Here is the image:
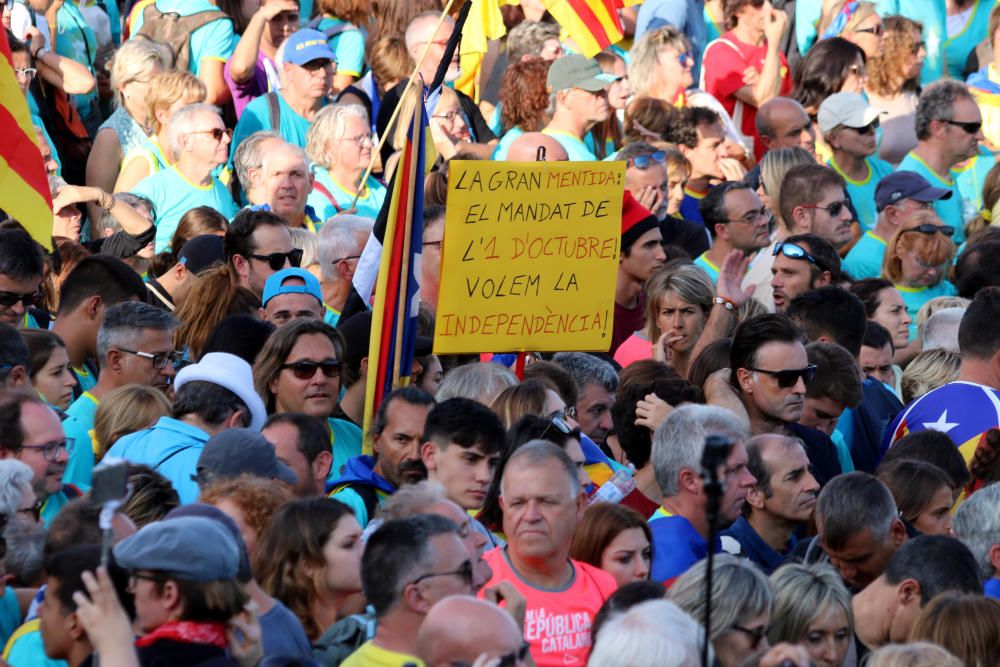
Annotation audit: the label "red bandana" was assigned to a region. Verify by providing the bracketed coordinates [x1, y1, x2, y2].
[134, 621, 228, 649]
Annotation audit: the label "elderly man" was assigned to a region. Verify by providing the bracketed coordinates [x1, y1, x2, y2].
[233, 29, 335, 151]
[233, 130, 281, 205]
[552, 352, 618, 446]
[649, 404, 755, 585]
[316, 214, 372, 323]
[131, 103, 238, 252]
[417, 597, 526, 667]
[247, 142, 321, 231]
[505, 132, 569, 162]
[897, 81, 984, 242]
[952, 482, 1000, 599]
[922, 307, 964, 352]
[482, 441, 617, 667]
[541, 54, 619, 161]
[756, 97, 816, 158]
[259, 268, 325, 326]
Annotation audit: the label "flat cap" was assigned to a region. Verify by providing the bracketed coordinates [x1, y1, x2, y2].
[112, 516, 239, 582]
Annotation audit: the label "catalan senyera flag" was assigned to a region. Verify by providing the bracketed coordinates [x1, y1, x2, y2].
[456, 0, 518, 100]
[0, 29, 53, 251]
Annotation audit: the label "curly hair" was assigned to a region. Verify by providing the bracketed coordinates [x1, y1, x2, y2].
[866, 15, 923, 97]
[499, 58, 551, 133]
[199, 474, 293, 551]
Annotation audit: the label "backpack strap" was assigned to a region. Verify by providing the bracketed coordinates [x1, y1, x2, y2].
[312, 181, 345, 213]
[266, 91, 281, 131]
[306, 15, 357, 39]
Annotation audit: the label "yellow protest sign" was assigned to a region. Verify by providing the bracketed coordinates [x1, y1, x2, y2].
[433, 160, 624, 354]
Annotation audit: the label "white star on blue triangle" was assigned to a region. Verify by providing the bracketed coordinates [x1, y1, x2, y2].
[923, 410, 959, 434]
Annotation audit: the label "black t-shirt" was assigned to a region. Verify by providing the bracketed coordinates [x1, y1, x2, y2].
[82, 225, 156, 259]
[787, 422, 843, 487]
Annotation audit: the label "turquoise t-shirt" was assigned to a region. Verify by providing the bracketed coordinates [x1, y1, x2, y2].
[62, 392, 99, 491]
[843, 231, 888, 280]
[694, 252, 721, 283]
[131, 0, 236, 77]
[308, 166, 386, 221]
[491, 126, 524, 161]
[55, 1, 98, 122]
[954, 145, 997, 220]
[328, 417, 363, 481]
[315, 17, 365, 78]
[541, 129, 597, 161]
[71, 366, 96, 395]
[131, 167, 238, 252]
[830, 428, 855, 474]
[896, 280, 958, 339]
[943, 0, 995, 80]
[704, 2, 723, 44]
[830, 156, 894, 231]
[897, 152, 967, 242]
[3, 619, 66, 667]
[0, 588, 20, 649]
[233, 92, 327, 153]
[124, 136, 170, 177]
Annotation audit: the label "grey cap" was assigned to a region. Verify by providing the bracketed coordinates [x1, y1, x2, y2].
[195, 428, 297, 487]
[112, 516, 239, 582]
[547, 53, 619, 93]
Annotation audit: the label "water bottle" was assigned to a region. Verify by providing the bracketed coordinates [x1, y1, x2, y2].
[588, 468, 637, 505]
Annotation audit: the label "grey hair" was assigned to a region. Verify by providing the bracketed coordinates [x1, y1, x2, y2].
[288, 227, 319, 267]
[380, 480, 449, 521]
[628, 25, 692, 97]
[0, 460, 34, 518]
[952, 482, 1000, 578]
[109, 39, 170, 108]
[167, 103, 221, 158]
[501, 440, 581, 498]
[815, 472, 896, 551]
[4, 518, 47, 586]
[261, 143, 310, 178]
[652, 404, 748, 497]
[866, 642, 964, 667]
[921, 307, 965, 351]
[436, 363, 518, 405]
[552, 352, 618, 394]
[234, 131, 281, 190]
[589, 599, 704, 667]
[667, 554, 773, 641]
[96, 301, 179, 364]
[99, 192, 156, 235]
[404, 11, 445, 52]
[914, 80, 974, 141]
[317, 214, 373, 281]
[767, 563, 853, 647]
[306, 103, 370, 168]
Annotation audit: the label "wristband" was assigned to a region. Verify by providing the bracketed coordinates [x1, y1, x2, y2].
[713, 296, 737, 312]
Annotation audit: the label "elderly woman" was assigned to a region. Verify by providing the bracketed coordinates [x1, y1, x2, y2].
[669, 555, 774, 667]
[305, 103, 386, 221]
[86, 40, 170, 224]
[768, 564, 853, 667]
[114, 70, 208, 193]
[0, 460, 39, 525]
[881, 211, 958, 340]
[866, 17, 925, 165]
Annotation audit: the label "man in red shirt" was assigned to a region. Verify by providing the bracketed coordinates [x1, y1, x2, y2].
[702, 0, 792, 160]
[480, 441, 617, 667]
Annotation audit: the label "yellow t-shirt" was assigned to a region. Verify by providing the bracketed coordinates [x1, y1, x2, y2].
[341, 641, 426, 667]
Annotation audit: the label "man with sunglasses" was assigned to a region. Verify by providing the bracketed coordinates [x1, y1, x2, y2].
[898, 80, 985, 244]
[844, 171, 953, 280]
[131, 103, 238, 253]
[695, 181, 770, 284]
[417, 596, 528, 667]
[0, 228, 45, 330]
[61, 303, 178, 490]
[540, 54, 620, 162]
[770, 233, 841, 313]
[226, 208, 301, 298]
[820, 92, 894, 233]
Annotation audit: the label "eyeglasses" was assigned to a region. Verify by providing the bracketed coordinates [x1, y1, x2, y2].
[410, 559, 474, 587]
[340, 133, 374, 147]
[14, 67, 37, 80]
[281, 359, 341, 380]
[849, 118, 880, 135]
[540, 416, 572, 441]
[423, 240, 443, 249]
[732, 624, 771, 650]
[301, 58, 335, 73]
[772, 241, 817, 264]
[749, 364, 817, 388]
[432, 110, 462, 122]
[118, 348, 184, 370]
[332, 254, 361, 264]
[854, 24, 884, 37]
[941, 119, 982, 134]
[127, 571, 167, 592]
[16, 499, 43, 522]
[799, 199, 850, 217]
[451, 643, 531, 667]
[910, 40, 926, 55]
[19, 439, 71, 462]
[901, 224, 956, 237]
[628, 151, 666, 169]
[250, 248, 304, 270]
[189, 127, 232, 142]
[725, 207, 769, 225]
[0, 288, 44, 310]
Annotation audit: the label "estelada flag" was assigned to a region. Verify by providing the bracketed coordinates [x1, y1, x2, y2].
[0, 29, 53, 251]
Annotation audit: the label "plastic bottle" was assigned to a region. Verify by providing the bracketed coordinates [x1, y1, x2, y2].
[588, 468, 637, 505]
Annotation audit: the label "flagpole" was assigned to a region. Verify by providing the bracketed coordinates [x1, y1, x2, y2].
[391, 101, 422, 388]
[349, 0, 458, 211]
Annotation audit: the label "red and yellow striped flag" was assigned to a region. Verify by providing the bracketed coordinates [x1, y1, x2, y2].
[543, 0, 638, 57]
[0, 30, 53, 250]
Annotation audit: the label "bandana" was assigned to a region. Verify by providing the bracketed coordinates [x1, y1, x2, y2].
[135, 621, 228, 650]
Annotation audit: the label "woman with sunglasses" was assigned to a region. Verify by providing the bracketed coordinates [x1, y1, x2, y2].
[882, 211, 958, 341]
[817, 1, 884, 59]
[866, 17, 925, 166]
[589, 50, 631, 159]
[254, 318, 362, 477]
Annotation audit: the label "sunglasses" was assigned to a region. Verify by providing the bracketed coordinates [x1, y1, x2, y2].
[282, 359, 341, 380]
[190, 127, 233, 142]
[0, 288, 44, 310]
[902, 224, 955, 237]
[732, 624, 771, 650]
[678, 52, 694, 68]
[749, 364, 817, 388]
[850, 118, 880, 135]
[854, 24, 884, 37]
[799, 199, 850, 217]
[772, 241, 817, 264]
[250, 248, 304, 270]
[628, 150, 666, 169]
[540, 415, 573, 441]
[942, 119, 982, 134]
[452, 643, 532, 667]
[911, 40, 926, 55]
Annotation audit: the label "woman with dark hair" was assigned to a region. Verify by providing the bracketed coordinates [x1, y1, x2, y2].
[589, 51, 630, 158]
[570, 502, 652, 587]
[20, 330, 75, 410]
[877, 459, 955, 535]
[492, 58, 552, 160]
[850, 278, 915, 364]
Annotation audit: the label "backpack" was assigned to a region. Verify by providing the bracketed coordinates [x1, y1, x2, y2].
[134, 2, 227, 72]
[305, 16, 358, 40]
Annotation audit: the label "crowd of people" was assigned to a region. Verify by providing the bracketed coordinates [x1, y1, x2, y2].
[4, 0, 1000, 665]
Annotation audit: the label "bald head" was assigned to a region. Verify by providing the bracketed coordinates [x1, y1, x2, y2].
[507, 132, 569, 162]
[416, 596, 523, 667]
[756, 97, 816, 157]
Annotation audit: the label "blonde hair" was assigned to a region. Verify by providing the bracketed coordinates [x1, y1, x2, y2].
[663, 148, 690, 181]
[628, 26, 692, 97]
[866, 642, 963, 667]
[110, 39, 170, 109]
[643, 263, 715, 343]
[288, 227, 319, 268]
[966, 159, 1000, 239]
[818, 0, 879, 39]
[305, 103, 370, 169]
[93, 385, 171, 459]
[915, 295, 970, 338]
[882, 211, 956, 284]
[901, 348, 961, 404]
[145, 70, 208, 134]
[759, 147, 815, 228]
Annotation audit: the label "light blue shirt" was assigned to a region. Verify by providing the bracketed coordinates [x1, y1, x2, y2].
[492, 126, 525, 161]
[234, 91, 328, 153]
[635, 0, 706, 82]
[541, 129, 597, 161]
[954, 145, 997, 219]
[131, 0, 236, 77]
[62, 392, 99, 491]
[308, 166, 386, 222]
[843, 231, 888, 280]
[131, 166, 238, 252]
[943, 0, 994, 80]
[315, 17, 365, 77]
[897, 280, 958, 340]
[897, 153, 967, 242]
[55, 1, 98, 122]
[328, 417, 363, 480]
[694, 252, 720, 283]
[106, 416, 211, 504]
[830, 156, 894, 231]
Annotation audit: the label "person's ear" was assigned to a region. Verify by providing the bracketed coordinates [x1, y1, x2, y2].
[172, 262, 188, 281]
[360, 357, 369, 376]
[162, 580, 182, 612]
[897, 578, 921, 607]
[86, 295, 103, 321]
[226, 409, 248, 430]
[735, 367, 755, 394]
[420, 441, 438, 469]
[67, 611, 87, 641]
[259, 307, 270, 322]
[889, 517, 907, 547]
[790, 206, 811, 233]
[678, 467, 702, 495]
[402, 580, 432, 614]
[5, 365, 28, 389]
[232, 254, 250, 280]
[814, 270, 832, 288]
[313, 450, 333, 481]
[989, 543, 1000, 573]
[106, 348, 126, 374]
[746, 484, 766, 510]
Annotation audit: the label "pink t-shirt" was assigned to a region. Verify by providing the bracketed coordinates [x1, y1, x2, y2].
[613, 333, 653, 368]
[480, 547, 618, 667]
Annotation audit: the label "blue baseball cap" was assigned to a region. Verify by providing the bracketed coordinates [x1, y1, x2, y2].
[283, 29, 337, 67]
[262, 268, 323, 307]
